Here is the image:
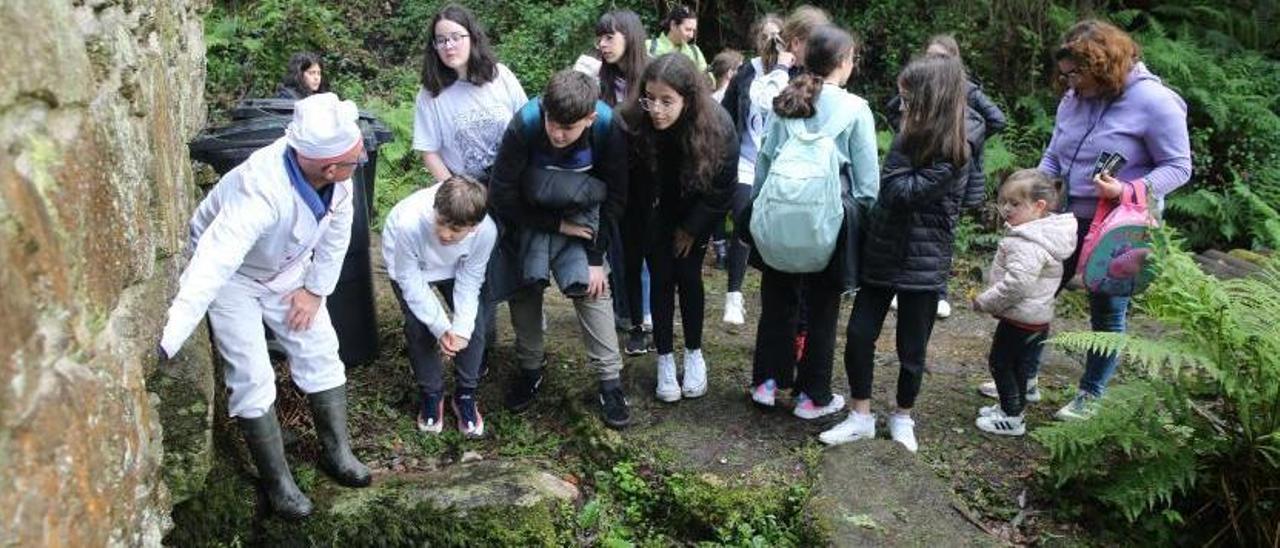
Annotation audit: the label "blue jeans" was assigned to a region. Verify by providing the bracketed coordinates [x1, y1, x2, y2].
[1026, 216, 1130, 396]
[1079, 292, 1128, 395]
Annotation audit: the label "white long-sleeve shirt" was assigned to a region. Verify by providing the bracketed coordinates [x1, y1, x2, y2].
[381, 185, 497, 340]
[160, 137, 354, 357]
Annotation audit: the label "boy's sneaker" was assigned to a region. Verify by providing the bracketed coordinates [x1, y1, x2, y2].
[624, 327, 649, 356]
[681, 349, 707, 398]
[936, 299, 952, 319]
[793, 393, 846, 420]
[722, 291, 745, 325]
[655, 353, 681, 402]
[417, 392, 445, 434]
[452, 391, 485, 438]
[975, 409, 1025, 436]
[751, 379, 777, 407]
[888, 413, 919, 453]
[819, 411, 875, 445]
[978, 403, 1001, 417]
[978, 377, 1041, 402]
[504, 368, 543, 413]
[599, 382, 631, 428]
[1054, 391, 1098, 422]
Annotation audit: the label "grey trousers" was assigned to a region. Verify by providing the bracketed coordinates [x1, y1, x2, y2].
[508, 284, 624, 381]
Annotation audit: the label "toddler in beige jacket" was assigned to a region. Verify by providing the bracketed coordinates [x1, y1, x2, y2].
[971, 169, 1078, 436]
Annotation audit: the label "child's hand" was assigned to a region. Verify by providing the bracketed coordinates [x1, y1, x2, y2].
[439, 331, 467, 358]
[559, 220, 594, 240]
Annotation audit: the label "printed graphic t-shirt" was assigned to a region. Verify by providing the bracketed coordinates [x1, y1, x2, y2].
[412, 63, 528, 180]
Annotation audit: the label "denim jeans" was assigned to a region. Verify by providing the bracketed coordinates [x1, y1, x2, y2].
[1025, 216, 1130, 396]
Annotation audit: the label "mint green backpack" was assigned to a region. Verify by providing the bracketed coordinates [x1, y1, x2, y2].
[749, 110, 852, 273]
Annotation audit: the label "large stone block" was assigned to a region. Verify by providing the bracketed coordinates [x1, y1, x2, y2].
[0, 0, 209, 544]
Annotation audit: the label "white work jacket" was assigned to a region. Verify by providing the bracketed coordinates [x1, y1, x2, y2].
[160, 137, 354, 357]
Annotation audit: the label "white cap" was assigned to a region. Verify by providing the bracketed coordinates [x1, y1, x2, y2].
[285, 92, 362, 159]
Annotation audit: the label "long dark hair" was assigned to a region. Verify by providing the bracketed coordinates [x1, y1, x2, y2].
[619, 53, 730, 193]
[419, 4, 499, 97]
[659, 4, 696, 34]
[897, 55, 970, 167]
[773, 25, 857, 119]
[596, 10, 648, 107]
[281, 52, 328, 97]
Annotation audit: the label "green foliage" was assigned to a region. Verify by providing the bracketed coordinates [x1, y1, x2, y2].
[585, 460, 821, 546]
[204, 0, 369, 113]
[1035, 228, 1280, 545]
[1134, 17, 1280, 250]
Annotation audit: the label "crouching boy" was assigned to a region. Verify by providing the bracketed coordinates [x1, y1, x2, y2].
[488, 69, 631, 428]
[383, 175, 497, 437]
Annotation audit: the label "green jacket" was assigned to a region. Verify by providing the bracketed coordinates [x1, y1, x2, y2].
[646, 33, 707, 72]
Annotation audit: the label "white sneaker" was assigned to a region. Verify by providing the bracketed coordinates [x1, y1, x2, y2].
[751, 379, 777, 407]
[888, 413, 919, 453]
[936, 299, 952, 318]
[793, 393, 846, 420]
[681, 349, 707, 398]
[722, 291, 745, 325]
[819, 411, 876, 445]
[976, 409, 1026, 436]
[1054, 392, 1098, 421]
[978, 377, 1041, 403]
[655, 353, 681, 402]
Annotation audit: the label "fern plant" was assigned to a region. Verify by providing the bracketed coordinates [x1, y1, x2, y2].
[1034, 228, 1280, 545]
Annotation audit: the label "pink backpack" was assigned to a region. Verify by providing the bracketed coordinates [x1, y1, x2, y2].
[1077, 182, 1159, 296]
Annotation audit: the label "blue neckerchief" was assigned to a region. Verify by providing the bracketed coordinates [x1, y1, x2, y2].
[284, 147, 332, 221]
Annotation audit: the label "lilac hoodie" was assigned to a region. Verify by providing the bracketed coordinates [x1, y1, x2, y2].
[1039, 62, 1192, 219]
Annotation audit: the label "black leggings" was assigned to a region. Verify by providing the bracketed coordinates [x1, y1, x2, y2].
[648, 234, 708, 354]
[725, 183, 753, 293]
[621, 221, 647, 330]
[752, 267, 841, 405]
[845, 286, 938, 409]
[988, 320, 1047, 416]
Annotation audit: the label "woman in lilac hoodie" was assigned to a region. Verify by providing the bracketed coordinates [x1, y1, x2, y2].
[1019, 19, 1191, 421]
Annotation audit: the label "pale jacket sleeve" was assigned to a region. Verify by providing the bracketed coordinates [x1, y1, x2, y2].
[846, 101, 881, 202]
[159, 187, 277, 357]
[975, 238, 1045, 315]
[449, 219, 497, 340]
[389, 226, 452, 338]
[305, 183, 354, 297]
[748, 68, 790, 115]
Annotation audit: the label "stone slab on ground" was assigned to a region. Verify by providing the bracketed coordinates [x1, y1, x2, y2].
[810, 441, 997, 547]
[328, 460, 580, 516]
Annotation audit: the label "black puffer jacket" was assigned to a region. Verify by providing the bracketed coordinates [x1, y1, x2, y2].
[886, 80, 1003, 209]
[860, 128, 983, 292]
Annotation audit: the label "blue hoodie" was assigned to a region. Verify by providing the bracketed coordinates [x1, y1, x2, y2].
[1039, 62, 1192, 218]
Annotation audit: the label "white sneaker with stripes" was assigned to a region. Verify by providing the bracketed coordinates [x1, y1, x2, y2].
[975, 408, 1026, 436]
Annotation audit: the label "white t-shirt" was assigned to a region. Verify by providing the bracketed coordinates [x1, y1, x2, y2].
[412, 63, 528, 179]
[382, 184, 498, 339]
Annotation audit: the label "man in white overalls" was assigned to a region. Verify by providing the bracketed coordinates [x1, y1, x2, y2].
[158, 93, 371, 518]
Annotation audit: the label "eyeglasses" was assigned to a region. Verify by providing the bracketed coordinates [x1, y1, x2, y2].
[327, 151, 369, 170]
[1058, 66, 1082, 80]
[639, 97, 679, 113]
[433, 33, 470, 49]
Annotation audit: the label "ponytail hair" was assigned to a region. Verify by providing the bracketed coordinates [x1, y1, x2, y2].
[773, 25, 858, 119]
